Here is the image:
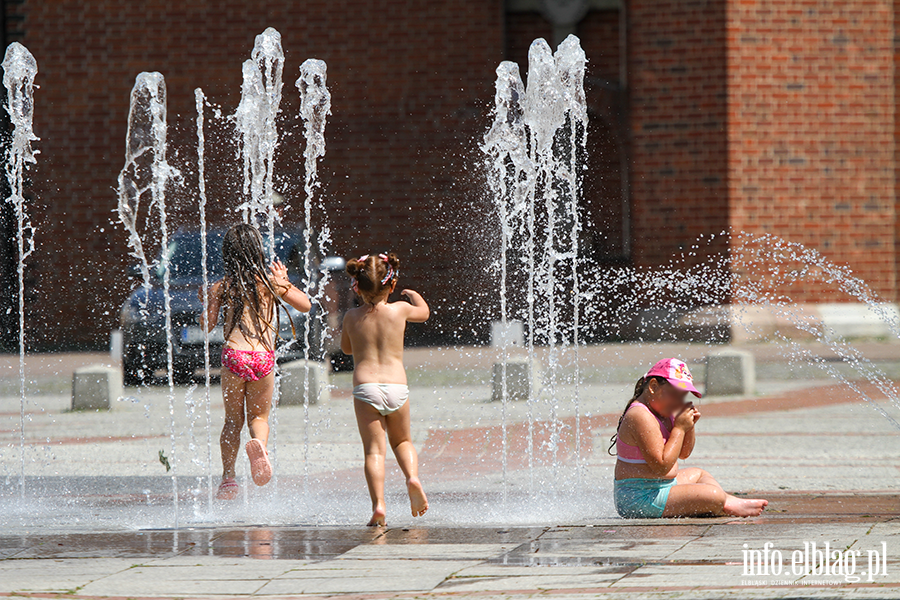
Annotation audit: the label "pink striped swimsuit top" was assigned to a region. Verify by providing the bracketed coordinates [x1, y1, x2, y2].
[616, 401, 674, 464]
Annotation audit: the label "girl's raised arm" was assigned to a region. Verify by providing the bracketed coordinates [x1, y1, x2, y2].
[400, 289, 430, 323]
[270, 260, 312, 313]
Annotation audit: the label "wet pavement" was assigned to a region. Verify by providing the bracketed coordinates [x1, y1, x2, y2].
[3, 346, 900, 597]
[1, 497, 899, 599]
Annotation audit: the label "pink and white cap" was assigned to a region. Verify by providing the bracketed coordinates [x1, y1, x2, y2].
[646, 358, 702, 398]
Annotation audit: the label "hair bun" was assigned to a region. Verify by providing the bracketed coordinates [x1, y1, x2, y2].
[345, 259, 360, 277]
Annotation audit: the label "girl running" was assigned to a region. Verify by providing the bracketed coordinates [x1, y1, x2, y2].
[340, 252, 429, 526]
[202, 224, 311, 500]
[611, 357, 768, 518]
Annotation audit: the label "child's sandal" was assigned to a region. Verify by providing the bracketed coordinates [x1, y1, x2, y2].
[216, 477, 239, 500]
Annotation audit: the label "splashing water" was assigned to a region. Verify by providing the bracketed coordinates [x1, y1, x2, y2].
[116, 72, 181, 526]
[235, 28, 285, 486]
[253, 27, 285, 252]
[235, 27, 284, 247]
[7, 32, 900, 533]
[555, 35, 588, 481]
[2, 42, 38, 500]
[194, 87, 214, 512]
[482, 35, 588, 491]
[482, 60, 528, 499]
[296, 59, 332, 492]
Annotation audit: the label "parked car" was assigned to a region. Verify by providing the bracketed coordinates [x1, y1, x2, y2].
[119, 227, 349, 385]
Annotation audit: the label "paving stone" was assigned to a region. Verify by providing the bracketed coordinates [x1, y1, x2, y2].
[0, 558, 135, 593]
[438, 571, 623, 592]
[79, 576, 266, 597]
[339, 542, 510, 560]
[612, 563, 748, 587]
[276, 558, 477, 578]
[379, 526, 546, 545]
[116, 564, 293, 580]
[503, 539, 692, 561]
[259, 573, 447, 594]
[457, 563, 632, 577]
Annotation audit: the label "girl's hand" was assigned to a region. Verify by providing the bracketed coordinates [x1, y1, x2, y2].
[674, 405, 698, 431]
[270, 260, 290, 288]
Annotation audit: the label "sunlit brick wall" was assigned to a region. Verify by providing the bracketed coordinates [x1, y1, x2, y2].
[627, 0, 732, 271]
[728, 0, 896, 303]
[19, 1, 504, 349]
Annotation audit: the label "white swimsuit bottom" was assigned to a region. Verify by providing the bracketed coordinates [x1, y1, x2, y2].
[352, 383, 410, 416]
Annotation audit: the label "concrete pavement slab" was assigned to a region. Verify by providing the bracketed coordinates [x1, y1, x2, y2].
[0, 558, 135, 593]
[78, 575, 267, 597]
[274, 558, 478, 577]
[437, 570, 626, 592]
[339, 543, 510, 560]
[611, 563, 776, 587]
[503, 539, 692, 561]
[259, 570, 468, 595]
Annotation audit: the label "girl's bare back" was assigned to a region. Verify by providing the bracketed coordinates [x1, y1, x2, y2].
[341, 291, 429, 386]
[343, 302, 408, 385]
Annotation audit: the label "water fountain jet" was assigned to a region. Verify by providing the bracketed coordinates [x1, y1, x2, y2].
[296, 58, 331, 493]
[116, 71, 180, 526]
[2, 41, 38, 500]
[483, 35, 588, 491]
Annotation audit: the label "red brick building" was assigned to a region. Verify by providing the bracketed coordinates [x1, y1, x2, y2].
[0, 0, 896, 349]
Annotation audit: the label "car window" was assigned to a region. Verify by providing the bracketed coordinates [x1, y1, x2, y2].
[156, 231, 225, 283]
[155, 229, 306, 283]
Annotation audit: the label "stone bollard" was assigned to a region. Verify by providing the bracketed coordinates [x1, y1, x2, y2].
[491, 320, 525, 348]
[491, 356, 541, 402]
[279, 360, 330, 406]
[705, 349, 755, 396]
[72, 364, 122, 410]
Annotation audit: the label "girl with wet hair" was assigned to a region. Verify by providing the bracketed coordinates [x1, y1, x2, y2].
[202, 223, 311, 500]
[341, 252, 430, 526]
[610, 358, 768, 518]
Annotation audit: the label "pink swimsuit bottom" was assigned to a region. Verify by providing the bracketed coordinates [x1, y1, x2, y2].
[221, 348, 275, 382]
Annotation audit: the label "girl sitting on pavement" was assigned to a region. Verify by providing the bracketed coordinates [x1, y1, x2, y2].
[340, 252, 430, 526]
[202, 224, 311, 500]
[610, 357, 768, 518]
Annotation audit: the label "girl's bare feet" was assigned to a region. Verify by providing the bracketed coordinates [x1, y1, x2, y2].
[407, 477, 428, 517]
[368, 501, 386, 527]
[723, 496, 768, 517]
[245, 439, 272, 486]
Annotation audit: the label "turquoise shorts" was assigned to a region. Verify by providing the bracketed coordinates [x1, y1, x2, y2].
[614, 477, 676, 518]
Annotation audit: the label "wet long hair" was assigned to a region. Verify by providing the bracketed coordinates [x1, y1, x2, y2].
[346, 252, 400, 305]
[220, 224, 293, 349]
[607, 375, 669, 456]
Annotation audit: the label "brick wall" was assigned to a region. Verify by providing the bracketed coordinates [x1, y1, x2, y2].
[626, 0, 731, 275]
[7, 1, 900, 350]
[897, 0, 900, 297]
[579, 10, 628, 260]
[17, 0, 504, 349]
[728, 0, 897, 303]
[505, 10, 628, 262]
